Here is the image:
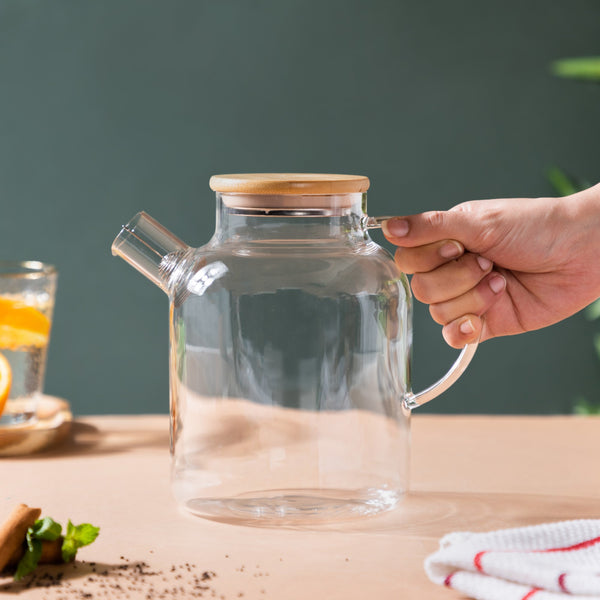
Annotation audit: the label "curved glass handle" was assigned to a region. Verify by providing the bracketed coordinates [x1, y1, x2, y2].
[403, 340, 478, 410]
[362, 214, 479, 411]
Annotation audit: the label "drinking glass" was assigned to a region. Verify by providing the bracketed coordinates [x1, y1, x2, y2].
[0, 261, 57, 428]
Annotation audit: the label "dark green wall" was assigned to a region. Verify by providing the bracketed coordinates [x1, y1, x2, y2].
[0, 0, 598, 415]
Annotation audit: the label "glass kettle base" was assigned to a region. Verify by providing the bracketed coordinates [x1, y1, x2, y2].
[181, 488, 401, 524]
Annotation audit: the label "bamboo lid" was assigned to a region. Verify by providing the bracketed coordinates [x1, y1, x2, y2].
[209, 173, 370, 195]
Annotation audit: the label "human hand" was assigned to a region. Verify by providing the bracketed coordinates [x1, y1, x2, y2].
[382, 184, 600, 348]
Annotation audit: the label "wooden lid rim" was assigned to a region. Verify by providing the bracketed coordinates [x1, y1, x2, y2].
[209, 173, 370, 195]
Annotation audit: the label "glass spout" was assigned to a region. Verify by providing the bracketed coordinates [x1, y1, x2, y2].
[111, 212, 189, 293]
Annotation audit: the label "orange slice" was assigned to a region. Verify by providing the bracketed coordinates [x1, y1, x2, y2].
[0, 297, 50, 349]
[0, 352, 11, 417]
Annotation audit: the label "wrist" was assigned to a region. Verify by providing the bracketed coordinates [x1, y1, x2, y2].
[566, 183, 600, 298]
[569, 182, 600, 228]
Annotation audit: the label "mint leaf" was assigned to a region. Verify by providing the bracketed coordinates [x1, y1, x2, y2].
[32, 517, 62, 541]
[61, 521, 100, 563]
[12, 518, 62, 580]
[14, 538, 42, 581]
[11, 516, 99, 579]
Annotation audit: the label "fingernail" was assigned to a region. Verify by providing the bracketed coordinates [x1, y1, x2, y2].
[459, 318, 475, 335]
[439, 241, 463, 259]
[477, 255, 492, 271]
[384, 218, 409, 237]
[489, 274, 506, 294]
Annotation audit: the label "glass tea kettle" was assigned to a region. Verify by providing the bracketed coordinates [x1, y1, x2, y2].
[112, 173, 477, 523]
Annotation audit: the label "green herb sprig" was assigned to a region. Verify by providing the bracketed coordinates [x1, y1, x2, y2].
[14, 517, 99, 581]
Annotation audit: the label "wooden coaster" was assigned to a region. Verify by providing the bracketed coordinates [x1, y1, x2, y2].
[0, 396, 72, 456]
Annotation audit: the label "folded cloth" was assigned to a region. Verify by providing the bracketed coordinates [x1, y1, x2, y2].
[425, 519, 600, 599]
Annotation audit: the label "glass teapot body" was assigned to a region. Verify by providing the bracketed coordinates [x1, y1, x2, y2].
[112, 174, 476, 523]
[172, 191, 410, 520]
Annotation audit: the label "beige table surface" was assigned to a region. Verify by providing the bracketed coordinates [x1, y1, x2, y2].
[1, 414, 599, 599]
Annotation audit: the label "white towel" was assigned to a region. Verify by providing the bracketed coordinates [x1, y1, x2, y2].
[425, 519, 600, 599]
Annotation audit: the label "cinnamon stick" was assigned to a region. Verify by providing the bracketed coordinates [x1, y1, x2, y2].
[6, 537, 64, 569]
[0, 504, 41, 573]
[39, 537, 64, 564]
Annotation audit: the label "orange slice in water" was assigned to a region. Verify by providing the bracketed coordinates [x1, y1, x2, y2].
[0, 352, 11, 417]
[0, 297, 50, 349]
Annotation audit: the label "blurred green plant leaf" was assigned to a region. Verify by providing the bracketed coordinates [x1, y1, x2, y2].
[586, 298, 600, 321]
[546, 166, 587, 196]
[552, 55, 600, 416]
[594, 332, 600, 362]
[573, 397, 600, 415]
[551, 56, 600, 82]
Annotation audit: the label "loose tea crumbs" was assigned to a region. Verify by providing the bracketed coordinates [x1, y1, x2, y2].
[0, 558, 271, 598]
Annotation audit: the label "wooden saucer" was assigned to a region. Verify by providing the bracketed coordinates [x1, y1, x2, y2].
[0, 396, 72, 456]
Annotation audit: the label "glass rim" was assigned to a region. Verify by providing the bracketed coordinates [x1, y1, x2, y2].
[0, 260, 57, 279]
[218, 192, 365, 211]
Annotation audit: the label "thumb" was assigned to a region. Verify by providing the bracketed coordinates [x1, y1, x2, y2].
[382, 208, 480, 249]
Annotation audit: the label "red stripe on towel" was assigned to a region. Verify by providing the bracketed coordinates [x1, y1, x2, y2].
[558, 573, 569, 593]
[474, 551, 487, 573]
[471, 535, 600, 572]
[539, 535, 600, 553]
[521, 588, 541, 600]
[443, 572, 456, 587]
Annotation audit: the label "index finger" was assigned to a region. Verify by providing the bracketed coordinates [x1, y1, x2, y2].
[394, 240, 464, 274]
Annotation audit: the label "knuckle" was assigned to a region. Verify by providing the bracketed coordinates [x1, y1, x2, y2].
[423, 210, 446, 229]
[450, 200, 476, 214]
[450, 200, 505, 250]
